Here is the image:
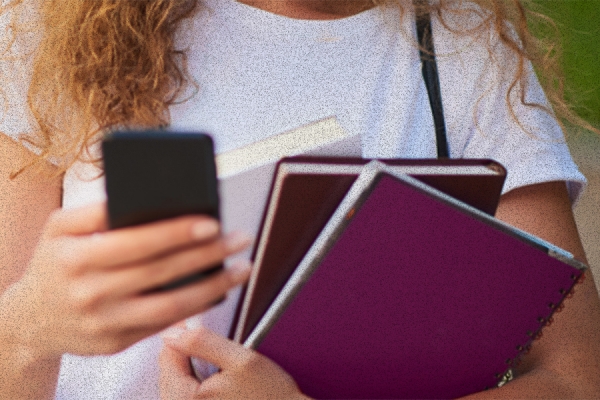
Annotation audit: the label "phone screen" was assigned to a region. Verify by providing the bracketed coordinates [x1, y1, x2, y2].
[102, 130, 221, 290]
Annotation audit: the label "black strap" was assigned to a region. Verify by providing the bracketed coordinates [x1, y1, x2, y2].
[414, 1, 450, 158]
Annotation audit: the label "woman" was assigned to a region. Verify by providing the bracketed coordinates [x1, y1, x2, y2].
[1, 0, 599, 398]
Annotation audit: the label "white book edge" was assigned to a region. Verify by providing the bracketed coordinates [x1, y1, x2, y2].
[215, 117, 352, 179]
[281, 163, 499, 176]
[233, 164, 292, 342]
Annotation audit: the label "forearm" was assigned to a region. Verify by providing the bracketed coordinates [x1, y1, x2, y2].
[459, 366, 599, 399]
[484, 183, 600, 399]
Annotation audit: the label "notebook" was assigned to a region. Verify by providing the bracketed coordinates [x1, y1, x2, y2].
[244, 161, 586, 399]
[232, 157, 507, 342]
[189, 117, 362, 378]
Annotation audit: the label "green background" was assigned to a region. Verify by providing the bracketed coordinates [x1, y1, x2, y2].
[533, 0, 600, 125]
[529, 2, 600, 299]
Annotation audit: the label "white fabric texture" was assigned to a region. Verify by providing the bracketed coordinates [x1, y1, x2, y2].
[0, 0, 587, 399]
[0, 0, 41, 151]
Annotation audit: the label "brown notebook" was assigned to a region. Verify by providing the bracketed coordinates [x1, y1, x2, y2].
[231, 157, 506, 342]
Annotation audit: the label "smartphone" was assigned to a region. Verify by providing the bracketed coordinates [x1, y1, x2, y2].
[102, 130, 221, 291]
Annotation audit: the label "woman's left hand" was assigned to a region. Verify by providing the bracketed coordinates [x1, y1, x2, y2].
[159, 326, 311, 400]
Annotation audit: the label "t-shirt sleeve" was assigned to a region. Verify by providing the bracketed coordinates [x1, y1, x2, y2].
[0, 2, 43, 154]
[435, 10, 586, 205]
[460, 65, 586, 205]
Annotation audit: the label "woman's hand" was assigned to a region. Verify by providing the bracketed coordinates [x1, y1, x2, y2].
[159, 326, 310, 400]
[0, 201, 252, 359]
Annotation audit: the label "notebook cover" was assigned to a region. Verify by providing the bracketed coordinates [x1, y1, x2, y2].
[253, 172, 583, 399]
[285, 156, 506, 216]
[232, 158, 506, 342]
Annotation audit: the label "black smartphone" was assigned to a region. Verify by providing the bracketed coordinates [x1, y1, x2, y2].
[102, 130, 221, 291]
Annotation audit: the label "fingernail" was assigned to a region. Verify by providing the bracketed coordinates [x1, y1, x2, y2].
[161, 326, 186, 341]
[224, 232, 253, 252]
[191, 220, 220, 240]
[228, 260, 252, 283]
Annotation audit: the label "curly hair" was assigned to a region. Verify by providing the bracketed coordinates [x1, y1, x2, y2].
[1, 0, 597, 178]
[3, 0, 199, 177]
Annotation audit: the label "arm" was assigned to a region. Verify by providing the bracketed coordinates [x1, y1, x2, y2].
[461, 181, 600, 399]
[0, 134, 254, 399]
[0, 134, 63, 399]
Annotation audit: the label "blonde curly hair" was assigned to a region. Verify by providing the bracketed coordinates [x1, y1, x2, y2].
[1, 0, 597, 177]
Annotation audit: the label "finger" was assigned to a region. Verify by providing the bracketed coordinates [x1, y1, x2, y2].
[108, 232, 252, 295]
[114, 260, 252, 331]
[79, 215, 223, 269]
[160, 327, 193, 377]
[159, 339, 201, 399]
[164, 327, 252, 371]
[44, 202, 108, 237]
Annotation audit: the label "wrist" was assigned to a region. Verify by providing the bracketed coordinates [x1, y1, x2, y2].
[0, 288, 61, 399]
[0, 281, 61, 361]
[0, 342, 61, 399]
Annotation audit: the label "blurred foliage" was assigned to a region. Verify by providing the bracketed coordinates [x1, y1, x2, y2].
[531, 0, 600, 124]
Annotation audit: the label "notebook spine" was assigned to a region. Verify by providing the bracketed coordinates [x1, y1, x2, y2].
[489, 270, 586, 389]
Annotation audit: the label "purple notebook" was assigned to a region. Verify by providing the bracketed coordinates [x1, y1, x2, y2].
[246, 162, 585, 399]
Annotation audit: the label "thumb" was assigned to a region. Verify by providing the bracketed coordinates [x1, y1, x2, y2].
[160, 326, 192, 377]
[163, 327, 252, 371]
[159, 334, 202, 399]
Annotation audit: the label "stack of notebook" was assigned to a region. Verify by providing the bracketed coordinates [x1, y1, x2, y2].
[232, 156, 507, 344]
[231, 159, 586, 399]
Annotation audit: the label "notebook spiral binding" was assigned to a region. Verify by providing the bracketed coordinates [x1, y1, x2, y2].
[491, 270, 586, 388]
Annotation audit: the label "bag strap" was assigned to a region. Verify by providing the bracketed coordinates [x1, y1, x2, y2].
[414, 1, 450, 158]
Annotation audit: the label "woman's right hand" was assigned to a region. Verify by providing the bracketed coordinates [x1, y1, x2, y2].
[0, 201, 252, 359]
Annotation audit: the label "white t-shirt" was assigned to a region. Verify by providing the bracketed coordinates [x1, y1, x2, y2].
[0, 0, 586, 399]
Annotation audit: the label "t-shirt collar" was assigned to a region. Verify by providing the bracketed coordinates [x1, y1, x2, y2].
[202, 0, 385, 42]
